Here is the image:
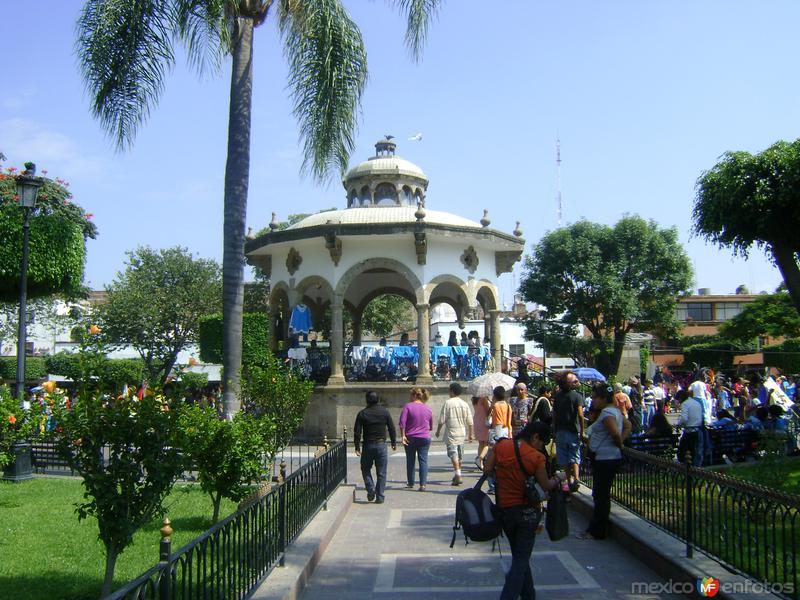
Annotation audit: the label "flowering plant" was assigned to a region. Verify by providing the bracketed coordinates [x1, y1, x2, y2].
[0, 384, 42, 468]
[0, 164, 98, 302]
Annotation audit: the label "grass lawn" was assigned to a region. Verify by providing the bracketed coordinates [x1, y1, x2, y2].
[712, 456, 800, 495]
[0, 476, 236, 600]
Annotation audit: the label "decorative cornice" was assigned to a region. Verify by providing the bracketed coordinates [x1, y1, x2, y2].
[495, 250, 523, 276]
[324, 232, 342, 266]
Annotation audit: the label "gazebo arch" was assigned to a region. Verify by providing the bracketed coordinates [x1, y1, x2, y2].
[335, 257, 424, 303]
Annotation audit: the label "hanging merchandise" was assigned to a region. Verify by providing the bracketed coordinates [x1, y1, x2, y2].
[289, 303, 313, 334]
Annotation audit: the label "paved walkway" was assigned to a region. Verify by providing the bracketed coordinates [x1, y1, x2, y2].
[298, 441, 688, 599]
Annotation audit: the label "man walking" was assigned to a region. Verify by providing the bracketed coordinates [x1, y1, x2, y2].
[436, 382, 473, 485]
[354, 391, 397, 504]
[553, 371, 584, 492]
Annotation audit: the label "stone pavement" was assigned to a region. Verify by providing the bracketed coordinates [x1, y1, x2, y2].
[297, 441, 688, 600]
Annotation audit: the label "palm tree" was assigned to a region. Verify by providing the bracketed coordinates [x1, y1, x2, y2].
[77, 0, 441, 417]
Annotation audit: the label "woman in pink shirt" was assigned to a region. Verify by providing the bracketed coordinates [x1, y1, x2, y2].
[399, 388, 434, 491]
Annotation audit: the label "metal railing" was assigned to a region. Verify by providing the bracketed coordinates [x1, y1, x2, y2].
[105, 437, 347, 600]
[581, 448, 800, 598]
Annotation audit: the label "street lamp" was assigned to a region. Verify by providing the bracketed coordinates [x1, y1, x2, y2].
[15, 163, 43, 401]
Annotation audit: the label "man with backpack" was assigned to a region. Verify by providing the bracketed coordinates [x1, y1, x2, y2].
[354, 391, 397, 503]
[553, 371, 585, 493]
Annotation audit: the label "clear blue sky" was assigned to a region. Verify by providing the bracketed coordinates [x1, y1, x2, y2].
[1, 1, 795, 307]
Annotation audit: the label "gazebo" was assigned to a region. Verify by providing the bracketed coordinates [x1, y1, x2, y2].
[246, 138, 525, 435]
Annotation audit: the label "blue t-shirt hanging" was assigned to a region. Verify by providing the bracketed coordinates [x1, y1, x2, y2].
[289, 304, 313, 334]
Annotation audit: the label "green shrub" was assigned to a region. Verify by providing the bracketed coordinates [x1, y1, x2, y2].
[180, 371, 208, 393]
[45, 352, 83, 380]
[683, 340, 755, 370]
[0, 356, 47, 380]
[199, 312, 269, 366]
[763, 338, 800, 373]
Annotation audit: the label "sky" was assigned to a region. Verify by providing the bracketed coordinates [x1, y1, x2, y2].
[1, 0, 796, 309]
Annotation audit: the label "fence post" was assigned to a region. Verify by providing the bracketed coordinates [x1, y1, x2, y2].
[685, 460, 693, 558]
[343, 426, 348, 485]
[159, 518, 173, 600]
[278, 483, 286, 567]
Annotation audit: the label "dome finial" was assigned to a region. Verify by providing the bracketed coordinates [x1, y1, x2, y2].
[269, 212, 279, 231]
[513, 221, 523, 237]
[480, 209, 491, 228]
[415, 200, 426, 222]
[375, 137, 396, 157]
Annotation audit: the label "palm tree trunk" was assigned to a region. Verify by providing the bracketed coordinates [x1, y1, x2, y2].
[772, 244, 800, 314]
[222, 16, 254, 417]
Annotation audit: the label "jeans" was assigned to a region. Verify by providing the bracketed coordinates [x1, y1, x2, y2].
[404, 436, 430, 486]
[643, 403, 655, 428]
[678, 430, 702, 467]
[587, 458, 621, 539]
[360, 442, 388, 500]
[500, 506, 542, 600]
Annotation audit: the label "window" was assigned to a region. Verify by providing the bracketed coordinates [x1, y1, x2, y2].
[716, 302, 744, 321]
[509, 344, 525, 356]
[685, 302, 712, 322]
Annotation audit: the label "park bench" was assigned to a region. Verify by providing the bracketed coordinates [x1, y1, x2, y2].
[624, 433, 679, 460]
[706, 427, 758, 464]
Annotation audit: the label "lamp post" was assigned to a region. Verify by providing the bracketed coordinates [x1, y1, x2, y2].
[14, 163, 42, 401]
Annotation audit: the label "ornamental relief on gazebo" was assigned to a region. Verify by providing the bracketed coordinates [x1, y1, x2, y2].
[286, 247, 303, 275]
[460, 245, 479, 274]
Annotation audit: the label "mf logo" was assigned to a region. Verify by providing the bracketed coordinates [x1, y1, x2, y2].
[697, 577, 720, 597]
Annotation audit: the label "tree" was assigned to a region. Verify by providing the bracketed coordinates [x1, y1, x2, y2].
[178, 406, 267, 522]
[0, 165, 97, 302]
[719, 292, 800, 342]
[522, 312, 597, 368]
[519, 216, 694, 376]
[361, 294, 414, 338]
[96, 247, 221, 385]
[50, 386, 184, 597]
[694, 139, 800, 312]
[77, 0, 441, 416]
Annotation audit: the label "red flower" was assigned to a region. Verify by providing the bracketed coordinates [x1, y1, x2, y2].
[12, 195, 20, 202]
[8, 167, 17, 173]
[8, 415, 16, 425]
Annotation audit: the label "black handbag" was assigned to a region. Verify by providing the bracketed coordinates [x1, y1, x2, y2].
[513, 439, 546, 504]
[545, 486, 569, 541]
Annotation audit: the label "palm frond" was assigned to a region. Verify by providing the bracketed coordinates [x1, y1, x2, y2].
[175, 0, 234, 74]
[279, 0, 368, 182]
[389, 0, 441, 60]
[76, 0, 177, 150]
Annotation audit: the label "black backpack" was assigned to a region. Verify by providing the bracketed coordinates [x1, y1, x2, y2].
[450, 475, 502, 547]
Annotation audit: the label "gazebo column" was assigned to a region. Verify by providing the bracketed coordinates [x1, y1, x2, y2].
[352, 312, 363, 346]
[329, 295, 345, 384]
[489, 309, 502, 372]
[416, 302, 432, 382]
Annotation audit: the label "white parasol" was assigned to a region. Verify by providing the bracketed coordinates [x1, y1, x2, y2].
[467, 372, 518, 398]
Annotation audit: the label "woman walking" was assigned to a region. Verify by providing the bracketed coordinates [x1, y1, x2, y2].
[472, 394, 491, 468]
[484, 420, 565, 599]
[399, 387, 433, 491]
[578, 384, 630, 540]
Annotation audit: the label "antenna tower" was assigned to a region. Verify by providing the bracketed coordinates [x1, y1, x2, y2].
[556, 137, 562, 227]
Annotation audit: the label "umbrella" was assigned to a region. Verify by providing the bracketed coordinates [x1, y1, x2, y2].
[467, 372, 517, 397]
[573, 367, 606, 382]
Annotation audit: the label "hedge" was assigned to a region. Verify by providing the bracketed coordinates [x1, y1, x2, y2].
[763, 338, 800, 374]
[683, 341, 755, 370]
[0, 356, 47, 381]
[45, 352, 144, 386]
[198, 313, 269, 366]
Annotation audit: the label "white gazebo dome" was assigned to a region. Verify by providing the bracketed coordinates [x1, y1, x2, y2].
[287, 206, 481, 230]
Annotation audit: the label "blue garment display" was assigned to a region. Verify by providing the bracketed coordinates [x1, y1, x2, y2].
[289, 304, 313, 333]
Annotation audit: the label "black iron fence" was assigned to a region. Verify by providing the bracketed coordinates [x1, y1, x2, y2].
[104, 438, 347, 600]
[581, 448, 800, 598]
